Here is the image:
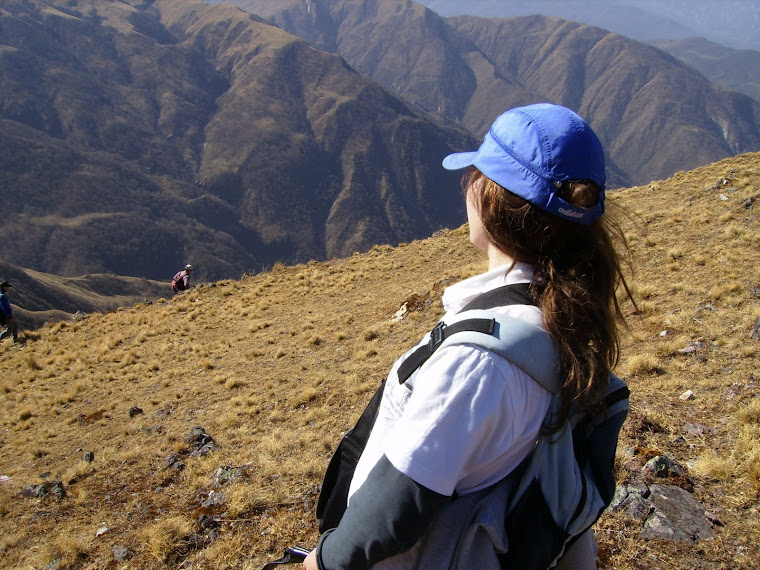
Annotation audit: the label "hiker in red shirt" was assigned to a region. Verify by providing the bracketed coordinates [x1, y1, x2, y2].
[171, 264, 193, 294]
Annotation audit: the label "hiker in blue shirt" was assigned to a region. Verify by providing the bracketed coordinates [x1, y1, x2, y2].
[0, 281, 19, 343]
[304, 104, 633, 570]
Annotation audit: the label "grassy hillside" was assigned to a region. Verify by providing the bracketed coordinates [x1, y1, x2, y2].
[0, 153, 758, 568]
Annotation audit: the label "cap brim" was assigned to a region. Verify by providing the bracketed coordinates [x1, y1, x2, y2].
[442, 151, 478, 171]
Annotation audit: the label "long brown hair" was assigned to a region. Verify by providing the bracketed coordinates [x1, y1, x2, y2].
[466, 168, 632, 423]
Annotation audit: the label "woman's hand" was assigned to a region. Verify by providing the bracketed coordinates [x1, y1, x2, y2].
[303, 548, 319, 570]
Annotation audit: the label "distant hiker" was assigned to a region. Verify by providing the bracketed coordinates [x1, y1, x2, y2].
[171, 264, 193, 294]
[304, 104, 633, 570]
[0, 281, 19, 343]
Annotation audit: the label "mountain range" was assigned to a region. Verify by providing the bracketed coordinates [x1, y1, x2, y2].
[414, 0, 760, 105]
[2, 0, 760, 324]
[222, 0, 760, 188]
[1, 0, 473, 283]
[417, 0, 760, 51]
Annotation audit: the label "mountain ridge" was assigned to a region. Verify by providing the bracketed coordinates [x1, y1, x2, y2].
[652, 37, 760, 104]
[0, 259, 168, 330]
[418, 0, 760, 51]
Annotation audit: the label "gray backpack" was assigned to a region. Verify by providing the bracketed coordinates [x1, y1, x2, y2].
[403, 310, 629, 568]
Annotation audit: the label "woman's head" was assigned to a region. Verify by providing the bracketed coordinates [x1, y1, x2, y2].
[444, 104, 632, 419]
[464, 168, 606, 268]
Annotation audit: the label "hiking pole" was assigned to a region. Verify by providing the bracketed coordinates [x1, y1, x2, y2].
[261, 546, 311, 569]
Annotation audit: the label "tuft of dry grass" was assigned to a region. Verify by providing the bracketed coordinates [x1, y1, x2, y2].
[738, 400, 760, 426]
[142, 516, 195, 563]
[362, 327, 380, 341]
[39, 532, 91, 568]
[623, 353, 663, 376]
[691, 450, 736, 481]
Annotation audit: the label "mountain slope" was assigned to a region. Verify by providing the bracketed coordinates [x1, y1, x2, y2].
[652, 38, 760, 104]
[0, 0, 474, 280]
[0, 151, 758, 568]
[231, 0, 760, 188]
[229, 0, 545, 127]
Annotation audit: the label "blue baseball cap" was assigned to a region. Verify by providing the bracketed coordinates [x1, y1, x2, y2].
[442, 103, 606, 224]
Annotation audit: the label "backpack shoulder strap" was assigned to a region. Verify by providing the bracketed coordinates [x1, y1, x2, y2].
[396, 283, 561, 394]
[396, 283, 534, 384]
[459, 282, 534, 311]
[436, 312, 561, 394]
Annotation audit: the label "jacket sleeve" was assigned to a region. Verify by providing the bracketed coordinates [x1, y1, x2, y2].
[316, 454, 451, 570]
[0, 295, 11, 319]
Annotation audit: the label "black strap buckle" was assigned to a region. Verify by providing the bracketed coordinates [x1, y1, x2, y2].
[428, 321, 447, 351]
[261, 546, 311, 569]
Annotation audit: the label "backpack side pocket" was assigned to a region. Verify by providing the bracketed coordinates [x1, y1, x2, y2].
[316, 378, 386, 533]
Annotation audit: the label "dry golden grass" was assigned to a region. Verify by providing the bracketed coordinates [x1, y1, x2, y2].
[1, 153, 759, 568]
[142, 516, 196, 563]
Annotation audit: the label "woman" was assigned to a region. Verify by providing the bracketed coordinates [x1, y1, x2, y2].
[304, 103, 630, 570]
